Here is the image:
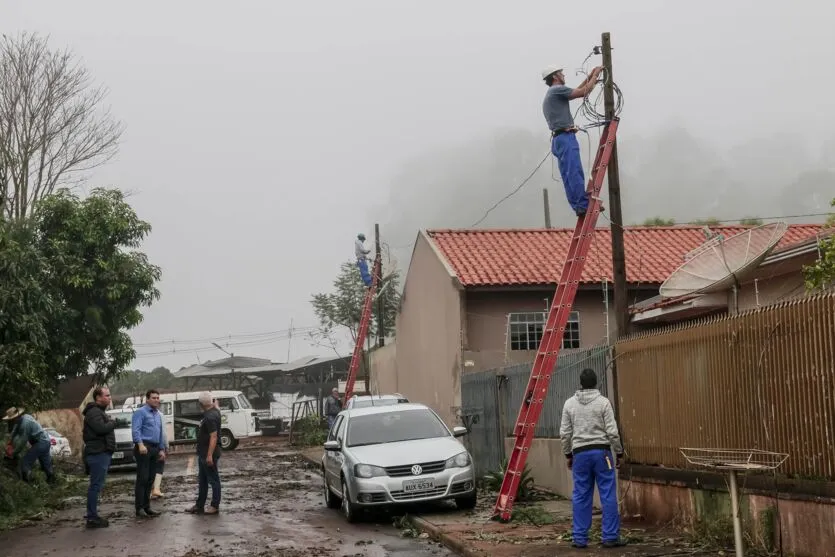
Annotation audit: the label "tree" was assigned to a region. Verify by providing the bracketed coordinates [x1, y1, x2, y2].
[109, 366, 179, 396]
[641, 217, 676, 226]
[692, 217, 720, 226]
[310, 261, 401, 344]
[0, 32, 123, 219]
[803, 198, 835, 292]
[33, 188, 161, 383]
[0, 219, 55, 410]
[739, 217, 763, 226]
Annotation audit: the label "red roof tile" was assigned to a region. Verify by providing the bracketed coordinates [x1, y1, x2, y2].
[426, 225, 825, 287]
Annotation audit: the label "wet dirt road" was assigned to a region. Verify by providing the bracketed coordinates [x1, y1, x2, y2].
[0, 440, 455, 557]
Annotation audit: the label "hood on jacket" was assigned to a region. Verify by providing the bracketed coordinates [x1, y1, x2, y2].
[82, 402, 104, 415]
[575, 389, 601, 405]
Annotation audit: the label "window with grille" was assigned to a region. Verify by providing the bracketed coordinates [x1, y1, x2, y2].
[508, 311, 580, 351]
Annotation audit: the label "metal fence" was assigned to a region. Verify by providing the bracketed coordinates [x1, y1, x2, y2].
[616, 293, 835, 479]
[461, 345, 611, 476]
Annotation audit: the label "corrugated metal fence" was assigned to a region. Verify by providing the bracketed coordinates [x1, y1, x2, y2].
[616, 293, 835, 479]
[461, 345, 611, 475]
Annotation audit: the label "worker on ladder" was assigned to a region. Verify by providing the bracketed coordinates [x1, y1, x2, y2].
[559, 368, 625, 548]
[541, 65, 605, 217]
[354, 233, 373, 287]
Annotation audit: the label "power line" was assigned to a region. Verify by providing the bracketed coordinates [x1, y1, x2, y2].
[131, 326, 318, 348]
[470, 152, 551, 227]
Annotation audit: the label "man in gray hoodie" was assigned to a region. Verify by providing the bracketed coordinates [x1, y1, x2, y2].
[559, 368, 625, 548]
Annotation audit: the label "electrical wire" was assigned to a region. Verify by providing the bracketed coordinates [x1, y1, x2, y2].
[470, 152, 551, 227]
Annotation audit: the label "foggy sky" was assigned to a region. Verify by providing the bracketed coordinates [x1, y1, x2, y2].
[4, 0, 833, 372]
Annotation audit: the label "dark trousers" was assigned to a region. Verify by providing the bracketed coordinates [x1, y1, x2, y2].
[21, 438, 53, 481]
[196, 454, 221, 509]
[85, 452, 111, 519]
[134, 444, 159, 511]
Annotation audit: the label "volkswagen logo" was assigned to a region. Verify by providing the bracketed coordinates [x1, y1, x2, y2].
[411, 464, 423, 476]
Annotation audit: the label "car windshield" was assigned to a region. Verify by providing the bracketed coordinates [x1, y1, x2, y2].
[109, 412, 134, 427]
[346, 409, 449, 447]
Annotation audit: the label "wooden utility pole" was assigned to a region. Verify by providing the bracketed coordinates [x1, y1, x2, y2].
[543, 188, 552, 229]
[601, 32, 629, 338]
[374, 223, 384, 348]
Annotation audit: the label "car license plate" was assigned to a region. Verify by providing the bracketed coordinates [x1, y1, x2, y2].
[112, 452, 124, 460]
[403, 478, 434, 492]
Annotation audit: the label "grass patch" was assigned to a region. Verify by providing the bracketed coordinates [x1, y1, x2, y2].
[0, 467, 86, 530]
[512, 504, 557, 526]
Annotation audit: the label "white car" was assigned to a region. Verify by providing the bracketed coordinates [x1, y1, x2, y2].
[44, 428, 71, 457]
[344, 394, 409, 409]
[321, 403, 477, 523]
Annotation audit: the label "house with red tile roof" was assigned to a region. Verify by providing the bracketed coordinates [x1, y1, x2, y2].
[372, 224, 828, 427]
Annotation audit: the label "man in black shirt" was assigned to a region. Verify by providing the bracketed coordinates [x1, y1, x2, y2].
[187, 392, 222, 514]
[82, 387, 116, 528]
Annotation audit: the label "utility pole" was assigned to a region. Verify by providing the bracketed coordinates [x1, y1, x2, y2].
[375, 223, 384, 348]
[601, 32, 629, 339]
[543, 188, 552, 229]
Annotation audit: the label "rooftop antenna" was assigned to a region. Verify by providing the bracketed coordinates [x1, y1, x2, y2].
[660, 222, 789, 299]
[680, 448, 788, 557]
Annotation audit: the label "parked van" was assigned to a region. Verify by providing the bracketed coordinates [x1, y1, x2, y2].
[122, 390, 261, 450]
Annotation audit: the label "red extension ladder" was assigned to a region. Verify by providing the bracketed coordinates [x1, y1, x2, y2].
[493, 118, 620, 521]
[343, 255, 382, 404]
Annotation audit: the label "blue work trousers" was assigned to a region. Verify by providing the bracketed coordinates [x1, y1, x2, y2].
[85, 452, 112, 519]
[551, 132, 588, 213]
[357, 258, 372, 286]
[571, 448, 620, 545]
[21, 438, 54, 480]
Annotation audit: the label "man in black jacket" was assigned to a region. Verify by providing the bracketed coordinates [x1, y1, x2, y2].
[82, 387, 116, 528]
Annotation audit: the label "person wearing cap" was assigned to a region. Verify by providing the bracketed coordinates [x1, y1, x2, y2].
[2, 407, 55, 484]
[559, 368, 625, 549]
[354, 233, 372, 287]
[324, 388, 342, 430]
[541, 65, 605, 218]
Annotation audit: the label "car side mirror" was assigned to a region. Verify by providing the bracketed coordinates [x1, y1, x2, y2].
[324, 440, 341, 451]
[452, 426, 468, 438]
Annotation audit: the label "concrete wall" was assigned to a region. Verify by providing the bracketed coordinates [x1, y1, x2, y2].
[735, 251, 821, 311]
[622, 477, 835, 557]
[464, 288, 656, 374]
[369, 343, 397, 395]
[391, 232, 463, 427]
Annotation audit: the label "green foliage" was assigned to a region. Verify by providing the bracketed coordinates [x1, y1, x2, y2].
[0, 220, 56, 410]
[692, 217, 720, 226]
[483, 458, 535, 502]
[108, 366, 180, 397]
[739, 217, 764, 226]
[310, 260, 401, 343]
[290, 414, 328, 447]
[0, 187, 160, 411]
[642, 217, 676, 226]
[0, 465, 86, 530]
[33, 188, 161, 383]
[803, 198, 835, 291]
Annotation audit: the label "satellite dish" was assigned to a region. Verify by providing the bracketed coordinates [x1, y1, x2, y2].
[659, 222, 789, 299]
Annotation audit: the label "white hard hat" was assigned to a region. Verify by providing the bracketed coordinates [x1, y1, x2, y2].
[541, 65, 563, 80]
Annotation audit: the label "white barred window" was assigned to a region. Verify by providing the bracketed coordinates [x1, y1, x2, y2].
[508, 311, 580, 351]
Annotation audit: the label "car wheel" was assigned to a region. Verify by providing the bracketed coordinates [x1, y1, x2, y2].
[323, 470, 341, 509]
[219, 429, 238, 450]
[455, 491, 478, 510]
[340, 477, 360, 523]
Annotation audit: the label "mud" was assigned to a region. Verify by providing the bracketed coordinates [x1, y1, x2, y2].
[0, 439, 454, 557]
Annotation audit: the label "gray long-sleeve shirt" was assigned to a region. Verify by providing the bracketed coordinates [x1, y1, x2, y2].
[559, 389, 623, 456]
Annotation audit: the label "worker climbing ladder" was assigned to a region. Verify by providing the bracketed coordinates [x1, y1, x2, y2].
[493, 118, 620, 521]
[343, 254, 382, 404]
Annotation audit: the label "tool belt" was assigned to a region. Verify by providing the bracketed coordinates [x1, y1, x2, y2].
[552, 126, 579, 138]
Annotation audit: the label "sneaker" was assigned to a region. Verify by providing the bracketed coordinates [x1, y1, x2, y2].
[602, 539, 627, 548]
[204, 506, 219, 515]
[86, 517, 109, 528]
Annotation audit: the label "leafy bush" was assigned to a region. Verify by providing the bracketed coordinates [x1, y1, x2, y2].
[483, 458, 535, 502]
[290, 415, 328, 447]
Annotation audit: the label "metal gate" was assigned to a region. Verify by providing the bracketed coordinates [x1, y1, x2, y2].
[460, 370, 503, 477]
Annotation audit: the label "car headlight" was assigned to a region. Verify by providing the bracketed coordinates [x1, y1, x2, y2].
[354, 463, 387, 478]
[445, 451, 471, 469]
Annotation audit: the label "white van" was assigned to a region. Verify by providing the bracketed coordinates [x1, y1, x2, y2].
[122, 390, 262, 450]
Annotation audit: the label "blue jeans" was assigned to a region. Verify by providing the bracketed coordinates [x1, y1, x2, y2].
[571, 448, 620, 545]
[21, 438, 53, 480]
[356, 259, 372, 286]
[85, 452, 112, 519]
[551, 132, 588, 213]
[196, 454, 221, 509]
